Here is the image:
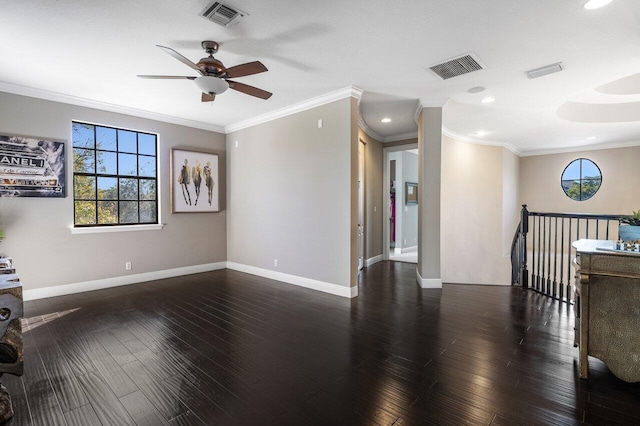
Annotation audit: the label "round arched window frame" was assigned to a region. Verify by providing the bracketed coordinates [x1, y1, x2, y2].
[560, 158, 602, 201]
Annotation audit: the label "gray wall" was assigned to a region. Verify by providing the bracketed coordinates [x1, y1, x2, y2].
[226, 98, 354, 288]
[0, 91, 227, 291]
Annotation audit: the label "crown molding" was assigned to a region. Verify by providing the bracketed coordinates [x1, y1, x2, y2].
[442, 127, 521, 155]
[384, 131, 418, 143]
[519, 139, 640, 157]
[358, 116, 385, 142]
[357, 115, 418, 143]
[0, 81, 226, 134]
[226, 86, 363, 133]
[350, 86, 364, 102]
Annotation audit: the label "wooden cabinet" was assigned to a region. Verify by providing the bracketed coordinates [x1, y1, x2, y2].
[573, 240, 640, 382]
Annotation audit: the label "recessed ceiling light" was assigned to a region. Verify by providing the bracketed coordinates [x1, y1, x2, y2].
[481, 97, 495, 103]
[467, 86, 486, 94]
[474, 130, 488, 137]
[586, 136, 597, 140]
[381, 117, 392, 123]
[584, 0, 613, 10]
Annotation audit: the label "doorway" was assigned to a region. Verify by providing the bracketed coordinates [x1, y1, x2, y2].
[383, 144, 418, 263]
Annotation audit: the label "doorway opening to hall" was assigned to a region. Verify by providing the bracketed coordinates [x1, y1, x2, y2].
[387, 147, 418, 264]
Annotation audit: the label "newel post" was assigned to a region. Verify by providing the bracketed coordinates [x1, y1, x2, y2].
[521, 204, 529, 289]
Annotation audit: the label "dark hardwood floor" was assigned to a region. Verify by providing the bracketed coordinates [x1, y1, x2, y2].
[4, 261, 640, 425]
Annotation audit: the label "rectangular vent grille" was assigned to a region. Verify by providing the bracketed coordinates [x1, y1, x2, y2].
[201, 2, 247, 28]
[428, 54, 484, 80]
[525, 62, 564, 79]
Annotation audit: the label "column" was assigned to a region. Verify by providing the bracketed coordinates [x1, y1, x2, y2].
[417, 106, 443, 288]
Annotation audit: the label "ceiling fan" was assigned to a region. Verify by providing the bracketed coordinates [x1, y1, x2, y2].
[138, 41, 272, 103]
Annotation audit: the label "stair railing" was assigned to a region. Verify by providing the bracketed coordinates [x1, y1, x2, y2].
[511, 205, 622, 303]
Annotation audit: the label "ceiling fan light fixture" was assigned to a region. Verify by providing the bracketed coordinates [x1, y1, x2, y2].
[584, 0, 613, 10]
[195, 76, 229, 95]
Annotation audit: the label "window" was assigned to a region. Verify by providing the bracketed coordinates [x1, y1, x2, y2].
[561, 158, 601, 201]
[72, 122, 158, 226]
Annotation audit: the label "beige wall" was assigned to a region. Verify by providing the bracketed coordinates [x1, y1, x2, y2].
[0, 91, 227, 291]
[520, 146, 640, 215]
[358, 129, 383, 261]
[226, 98, 354, 288]
[503, 148, 520, 256]
[441, 136, 517, 285]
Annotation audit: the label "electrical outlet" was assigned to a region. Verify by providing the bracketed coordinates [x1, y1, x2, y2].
[235, 140, 239, 147]
[318, 119, 323, 128]
[374, 206, 377, 212]
[274, 259, 278, 267]
[404, 239, 407, 245]
[125, 261, 132, 270]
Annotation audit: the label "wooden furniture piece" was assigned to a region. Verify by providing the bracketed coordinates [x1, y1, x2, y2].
[572, 240, 640, 382]
[0, 257, 23, 423]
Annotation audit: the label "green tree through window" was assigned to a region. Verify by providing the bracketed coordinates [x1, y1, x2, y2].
[72, 122, 158, 226]
[561, 158, 601, 201]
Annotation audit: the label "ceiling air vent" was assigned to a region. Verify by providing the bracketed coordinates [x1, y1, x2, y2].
[201, 2, 247, 28]
[525, 62, 564, 79]
[426, 53, 484, 80]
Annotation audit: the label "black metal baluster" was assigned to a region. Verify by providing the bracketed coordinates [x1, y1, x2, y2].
[544, 215, 548, 295]
[547, 216, 552, 296]
[532, 214, 537, 289]
[553, 217, 558, 298]
[606, 219, 610, 240]
[560, 217, 565, 301]
[537, 216, 542, 291]
[567, 218, 573, 303]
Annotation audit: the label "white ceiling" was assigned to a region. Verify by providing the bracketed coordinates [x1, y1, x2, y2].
[1, 0, 639, 154]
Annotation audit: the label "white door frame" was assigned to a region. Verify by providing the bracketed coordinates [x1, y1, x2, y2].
[383, 143, 418, 261]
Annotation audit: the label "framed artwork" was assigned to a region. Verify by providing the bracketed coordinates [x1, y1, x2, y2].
[0, 134, 65, 198]
[405, 182, 418, 204]
[171, 148, 219, 213]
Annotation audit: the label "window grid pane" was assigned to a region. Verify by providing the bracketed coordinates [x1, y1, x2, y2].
[72, 121, 158, 227]
[561, 158, 602, 202]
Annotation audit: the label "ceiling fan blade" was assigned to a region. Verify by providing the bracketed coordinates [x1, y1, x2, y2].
[137, 75, 197, 80]
[201, 93, 216, 102]
[228, 80, 272, 100]
[225, 61, 268, 78]
[156, 45, 203, 75]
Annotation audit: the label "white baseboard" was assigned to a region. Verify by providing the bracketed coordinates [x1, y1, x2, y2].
[366, 255, 383, 267]
[23, 262, 227, 301]
[227, 262, 357, 298]
[416, 269, 442, 289]
[401, 245, 417, 254]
